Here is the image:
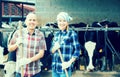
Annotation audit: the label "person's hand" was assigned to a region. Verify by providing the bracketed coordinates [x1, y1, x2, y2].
[62, 61, 72, 69]
[52, 42, 60, 51]
[16, 57, 32, 68]
[19, 57, 32, 66]
[16, 37, 23, 46]
[16, 57, 32, 72]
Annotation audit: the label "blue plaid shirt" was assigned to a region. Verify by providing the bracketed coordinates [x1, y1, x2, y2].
[51, 30, 80, 73]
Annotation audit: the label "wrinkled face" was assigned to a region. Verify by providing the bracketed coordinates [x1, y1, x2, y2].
[25, 13, 38, 30]
[57, 17, 68, 31]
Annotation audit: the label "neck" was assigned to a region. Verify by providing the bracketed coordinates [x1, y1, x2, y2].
[27, 29, 35, 35]
[61, 29, 66, 32]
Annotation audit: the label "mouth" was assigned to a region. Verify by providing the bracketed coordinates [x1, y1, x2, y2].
[29, 25, 35, 29]
[59, 24, 65, 27]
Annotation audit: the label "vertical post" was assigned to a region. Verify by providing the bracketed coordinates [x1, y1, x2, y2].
[0, 0, 2, 46]
[0, 0, 2, 28]
[104, 25, 108, 70]
[21, 3, 24, 21]
[18, 21, 24, 77]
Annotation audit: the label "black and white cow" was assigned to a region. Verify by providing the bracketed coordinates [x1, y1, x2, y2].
[84, 21, 108, 71]
[84, 20, 120, 71]
[106, 22, 120, 71]
[0, 30, 16, 70]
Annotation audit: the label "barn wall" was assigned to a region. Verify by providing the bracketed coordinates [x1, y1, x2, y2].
[35, 0, 120, 26]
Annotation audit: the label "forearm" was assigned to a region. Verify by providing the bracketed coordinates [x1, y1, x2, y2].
[8, 44, 18, 52]
[69, 57, 76, 64]
[30, 50, 44, 62]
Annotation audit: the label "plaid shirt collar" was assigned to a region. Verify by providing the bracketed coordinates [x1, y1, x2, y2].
[24, 28, 36, 35]
[59, 29, 67, 35]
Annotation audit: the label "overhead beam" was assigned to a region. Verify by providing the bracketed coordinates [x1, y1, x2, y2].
[1, 0, 35, 5]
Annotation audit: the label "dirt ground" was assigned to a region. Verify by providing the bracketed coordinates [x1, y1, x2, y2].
[0, 64, 120, 77]
[0, 68, 4, 77]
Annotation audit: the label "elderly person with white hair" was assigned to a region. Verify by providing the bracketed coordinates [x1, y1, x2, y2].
[50, 12, 81, 77]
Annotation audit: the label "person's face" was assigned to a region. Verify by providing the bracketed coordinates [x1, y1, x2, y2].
[25, 14, 38, 30]
[57, 17, 68, 31]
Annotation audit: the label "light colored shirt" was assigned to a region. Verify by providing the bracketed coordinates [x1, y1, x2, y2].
[10, 28, 47, 76]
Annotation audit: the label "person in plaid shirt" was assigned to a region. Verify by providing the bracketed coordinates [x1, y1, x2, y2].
[51, 12, 80, 77]
[8, 12, 47, 77]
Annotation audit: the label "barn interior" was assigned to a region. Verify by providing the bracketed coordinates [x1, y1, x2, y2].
[0, 0, 120, 77]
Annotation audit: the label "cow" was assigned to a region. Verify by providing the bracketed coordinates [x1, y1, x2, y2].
[106, 22, 120, 71]
[84, 20, 120, 71]
[84, 21, 109, 71]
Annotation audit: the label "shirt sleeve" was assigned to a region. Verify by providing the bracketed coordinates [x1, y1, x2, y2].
[39, 32, 47, 51]
[8, 30, 19, 45]
[71, 31, 81, 58]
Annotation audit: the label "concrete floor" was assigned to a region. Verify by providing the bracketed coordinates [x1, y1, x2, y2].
[72, 71, 120, 77]
[40, 70, 120, 77]
[1, 68, 120, 77]
[0, 68, 4, 77]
